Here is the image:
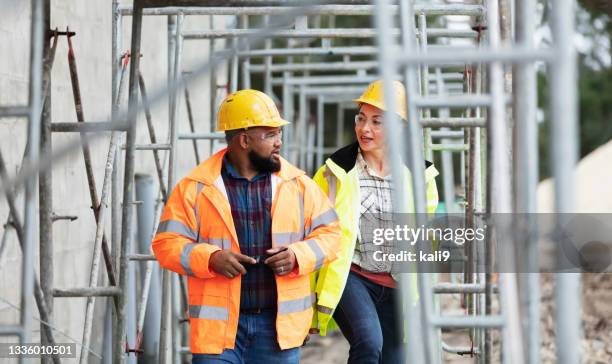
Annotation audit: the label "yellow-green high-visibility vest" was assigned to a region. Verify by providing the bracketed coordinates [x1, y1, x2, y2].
[311, 142, 439, 335]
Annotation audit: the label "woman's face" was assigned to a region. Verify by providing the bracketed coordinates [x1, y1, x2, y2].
[355, 103, 386, 153]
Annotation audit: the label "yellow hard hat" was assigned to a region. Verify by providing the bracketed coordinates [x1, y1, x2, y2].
[216, 89, 290, 132]
[353, 80, 407, 120]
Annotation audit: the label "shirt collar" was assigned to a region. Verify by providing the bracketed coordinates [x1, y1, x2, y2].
[222, 155, 269, 181]
[357, 148, 391, 180]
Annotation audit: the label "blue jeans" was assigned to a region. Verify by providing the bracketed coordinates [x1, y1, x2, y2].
[191, 310, 300, 364]
[333, 271, 403, 364]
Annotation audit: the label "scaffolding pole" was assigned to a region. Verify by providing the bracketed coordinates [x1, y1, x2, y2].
[550, 1, 582, 364]
[513, 1, 540, 364]
[374, 0, 423, 362]
[21, 0, 44, 353]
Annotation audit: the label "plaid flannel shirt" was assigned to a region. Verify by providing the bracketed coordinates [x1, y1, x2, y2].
[221, 156, 277, 310]
[353, 149, 396, 273]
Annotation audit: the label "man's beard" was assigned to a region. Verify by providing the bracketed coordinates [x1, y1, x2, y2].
[248, 149, 281, 173]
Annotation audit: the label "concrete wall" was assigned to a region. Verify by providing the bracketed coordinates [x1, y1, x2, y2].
[0, 1, 228, 362]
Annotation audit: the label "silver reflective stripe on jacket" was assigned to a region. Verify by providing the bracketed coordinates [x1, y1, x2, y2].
[189, 305, 229, 320]
[305, 239, 325, 270]
[157, 219, 197, 241]
[305, 208, 338, 237]
[278, 293, 316, 314]
[272, 180, 306, 246]
[324, 168, 337, 205]
[199, 237, 232, 250]
[180, 243, 197, 277]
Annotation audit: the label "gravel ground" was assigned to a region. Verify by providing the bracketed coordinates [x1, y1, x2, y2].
[301, 273, 612, 363]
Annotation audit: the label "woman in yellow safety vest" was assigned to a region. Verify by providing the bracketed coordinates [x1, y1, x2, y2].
[311, 80, 439, 364]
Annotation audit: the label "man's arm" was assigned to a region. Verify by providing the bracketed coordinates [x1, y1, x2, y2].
[152, 179, 221, 279]
[286, 176, 342, 276]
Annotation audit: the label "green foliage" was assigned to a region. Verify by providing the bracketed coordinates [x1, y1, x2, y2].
[538, 58, 612, 180]
[537, 1, 612, 180]
[577, 62, 612, 155]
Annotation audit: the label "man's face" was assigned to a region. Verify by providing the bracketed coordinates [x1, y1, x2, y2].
[244, 127, 283, 173]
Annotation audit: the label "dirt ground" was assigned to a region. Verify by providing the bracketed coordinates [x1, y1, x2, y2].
[301, 330, 350, 364]
[300, 273, 612, 364]
[539, 273, 612, 364]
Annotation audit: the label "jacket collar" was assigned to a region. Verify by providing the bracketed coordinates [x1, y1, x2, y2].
[187, 148, 305, 185]
[328, 141, 432, 173]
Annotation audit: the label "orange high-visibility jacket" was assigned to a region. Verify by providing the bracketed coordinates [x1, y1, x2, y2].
[152, 149, 341, 354]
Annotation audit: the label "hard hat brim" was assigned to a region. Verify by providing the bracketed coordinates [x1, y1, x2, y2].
[217, 118, 290, 132]
[352, 97, 385, 112]
[353, 97, 407, 121]
[263, 118, 291, 128]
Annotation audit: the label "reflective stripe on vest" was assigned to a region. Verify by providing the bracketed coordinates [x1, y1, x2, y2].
[273, 232, 303, 246]
[189, 305, 229, 321]
[305, 208, 338, 237]
[323, 169, 337, 205]
[317, 304, 333, 315]
[157, 219, 197, 241]
[278, 293, 316, 314]
[273, 180, 306, 246]
[180, 237, 231, 276]
[199, 237, 232, 250]
[180, 243, 198, 277]
[305, 239, 325, 270]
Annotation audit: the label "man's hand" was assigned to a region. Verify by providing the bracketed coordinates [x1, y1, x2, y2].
[264, 246, 297, 276]
[209, 250, 256, 279]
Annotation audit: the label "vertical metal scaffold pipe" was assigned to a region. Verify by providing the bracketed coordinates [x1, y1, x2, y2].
[486, 0, 525, 363]
[110, 6, 123, 350]
[513, 1, 539, 363]
[111, 0, 125, 298]
[373, 0, 423, 362]
[336, 104, 344, 148]
[230, 23, 239, 93]
[209, 14, 217, 156]
[173, 16, 186, 361]
[316, 96, 325, 169]
[549, 1, 581, 364]
[79, 118, 123, 363]
[39, 1, 53, 360]
[397, 1, 437, 363]
[435, 68, 456, 214]
[158, 13, 176, 364]
[22, 0, 44, 349]
[135, 173, 163, 363]
[418, 13, 432, 162]
[298, 85, 307, 169]
[263, 15, 273, 95]
[473, 71, 485, 364]
[112, 0, 121, 114]
[116, 2, 143, 362]
[162, 11, 184, 364]
[240, 15, 251, 89]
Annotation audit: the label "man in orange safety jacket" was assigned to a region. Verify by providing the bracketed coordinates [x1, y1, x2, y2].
[152, 89, 341, 363]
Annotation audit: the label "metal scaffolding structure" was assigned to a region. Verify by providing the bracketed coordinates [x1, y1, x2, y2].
[0, 1, 582, 363]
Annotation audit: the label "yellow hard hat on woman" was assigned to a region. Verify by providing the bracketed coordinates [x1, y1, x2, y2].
[353, 80, 407, 121]
[216, 89, 290, 131]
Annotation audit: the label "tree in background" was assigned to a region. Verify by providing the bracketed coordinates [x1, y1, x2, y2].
[539, 0, 612, 179]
